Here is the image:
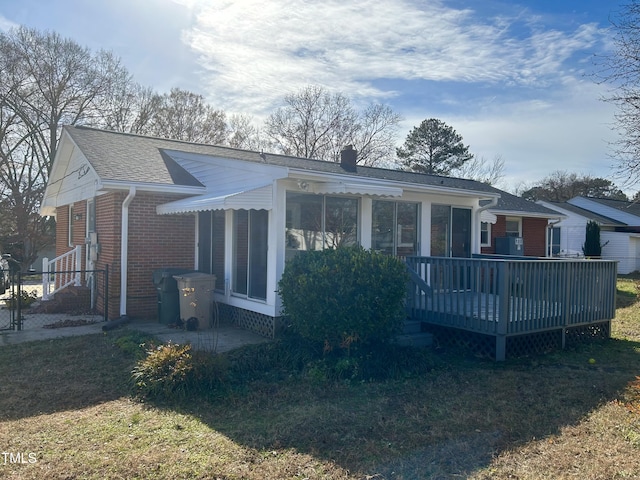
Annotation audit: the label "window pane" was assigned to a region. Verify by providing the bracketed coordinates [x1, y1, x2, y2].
[233, 210, 248, 295]
[324, 196, 358, 249]
[451, 208, 471, 258]
[198, 211, 212, 274]
[212, 210, 225, 285]
[505, 218, 520, 237]
[431, 205, 450, 256]
[87, 199, 96, 233]
[481, 222, 490, 246]
[372, 201, 395, 255]
[248, 210, 268, 300]
[397, 202, 418, 256]
[286, 192, 322, 253]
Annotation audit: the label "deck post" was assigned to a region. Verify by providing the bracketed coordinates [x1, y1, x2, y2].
[561, 262, 572, 349]
[495, 261, 510, 361]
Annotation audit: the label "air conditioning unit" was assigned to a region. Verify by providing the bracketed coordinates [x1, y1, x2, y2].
[495, 237, 524, 255]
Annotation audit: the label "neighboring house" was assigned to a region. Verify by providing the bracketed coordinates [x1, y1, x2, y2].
[42, 126, 563, 337]
[481, 189, 564, 257]
[538, 196, 640, 274]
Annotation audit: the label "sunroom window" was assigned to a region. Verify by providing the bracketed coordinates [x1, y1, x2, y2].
[285, 192, 358, 256]
[372, 200, 419, 256]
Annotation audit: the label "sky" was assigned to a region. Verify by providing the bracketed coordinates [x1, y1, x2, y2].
[0, 0, 628, 193]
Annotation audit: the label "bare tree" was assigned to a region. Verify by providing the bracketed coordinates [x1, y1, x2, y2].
[227, 113, 265, 150]
[520, 170, 628, 202]
[265, 85, 401, 165]
[452, 154, 505, 185]
[0, 27, 129, 266]
[595, 1, 640, 186]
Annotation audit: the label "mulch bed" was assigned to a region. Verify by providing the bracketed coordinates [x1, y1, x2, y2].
[43, 319, 98, 329]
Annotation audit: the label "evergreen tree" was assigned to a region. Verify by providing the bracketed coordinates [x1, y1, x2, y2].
[396, 118, 473, 175]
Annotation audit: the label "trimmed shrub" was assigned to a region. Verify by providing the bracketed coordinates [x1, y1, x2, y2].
[277, 245, 409, 352]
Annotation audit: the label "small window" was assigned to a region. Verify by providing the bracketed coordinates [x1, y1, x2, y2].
[505, 217, 521, 238]
[480, 222, 491, 247]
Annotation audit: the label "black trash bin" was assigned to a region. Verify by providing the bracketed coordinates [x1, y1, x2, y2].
[152, 268, 194, 324]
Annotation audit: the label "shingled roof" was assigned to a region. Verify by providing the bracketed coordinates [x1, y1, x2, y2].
[63, 126, 502, 196]
[59, 125, 563, 219]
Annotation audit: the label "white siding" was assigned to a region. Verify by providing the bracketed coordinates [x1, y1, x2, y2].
[537, 201, 587, 257]
[600, 232, 640, 274]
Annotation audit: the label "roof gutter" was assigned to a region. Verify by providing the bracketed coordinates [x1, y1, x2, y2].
[474, 196, 500, 254]
[120, 186, 136, 317]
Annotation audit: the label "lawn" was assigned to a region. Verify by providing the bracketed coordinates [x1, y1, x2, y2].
[0, 277, 639, 479]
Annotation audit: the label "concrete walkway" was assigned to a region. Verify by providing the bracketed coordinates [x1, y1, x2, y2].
[0, 316, 269, 353]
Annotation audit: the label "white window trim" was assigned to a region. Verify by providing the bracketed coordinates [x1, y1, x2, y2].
[505, 216, 522, 237]
[480, 222, 491, 247]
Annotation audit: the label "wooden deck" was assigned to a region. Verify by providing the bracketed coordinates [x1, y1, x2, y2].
[406, 256, 617, 360]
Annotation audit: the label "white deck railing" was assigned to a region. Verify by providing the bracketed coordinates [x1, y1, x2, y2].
[42, 245, 82, 300]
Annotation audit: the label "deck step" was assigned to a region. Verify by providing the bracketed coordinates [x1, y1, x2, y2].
[395, 332, 433, 348]
[403, 320, 423, 334]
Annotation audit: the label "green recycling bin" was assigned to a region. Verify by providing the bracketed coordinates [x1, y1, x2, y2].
[152, 268, 195, 324]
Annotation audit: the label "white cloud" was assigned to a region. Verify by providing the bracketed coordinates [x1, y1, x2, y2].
[181, 0, 607, 114]
[0, 13, 18, 32]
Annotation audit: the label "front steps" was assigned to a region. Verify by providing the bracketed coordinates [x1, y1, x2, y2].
[395, 319, 433, 348]
[34, 286, 92, 314]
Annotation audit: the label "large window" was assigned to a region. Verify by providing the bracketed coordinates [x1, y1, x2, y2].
[233, 210, 268, 300]
[286, 192, 358, 254]
[198, 209, 269, 301]
[198, 210, 226, 291]
[372, 200, 419, 256]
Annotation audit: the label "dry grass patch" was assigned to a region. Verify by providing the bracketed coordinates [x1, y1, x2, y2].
[0, 276, 639, 479]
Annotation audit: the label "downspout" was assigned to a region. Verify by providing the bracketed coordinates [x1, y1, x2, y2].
[475, 196, 499, 254]
[546, 217, 562, 257]
[120, 187, 136, 317]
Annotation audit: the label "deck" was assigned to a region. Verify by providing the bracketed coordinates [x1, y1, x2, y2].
[405, 256, 617, 360]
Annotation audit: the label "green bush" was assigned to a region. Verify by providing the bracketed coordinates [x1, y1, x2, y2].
[277, 245, 409, 352]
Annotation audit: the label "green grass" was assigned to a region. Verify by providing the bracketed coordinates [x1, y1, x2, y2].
[0, 279, 639, 479]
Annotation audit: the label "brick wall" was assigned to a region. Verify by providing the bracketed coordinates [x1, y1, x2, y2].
[481, 215, 548, 257]
[126, 192, 195, 319]
[55, 191, 195, 320]
[522, 217, 547, 257]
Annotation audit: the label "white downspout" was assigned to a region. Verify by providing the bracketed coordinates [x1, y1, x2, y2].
[546, 217, 562, 257]
[475, 196, 499, 253]
[120, 187, 136, 316]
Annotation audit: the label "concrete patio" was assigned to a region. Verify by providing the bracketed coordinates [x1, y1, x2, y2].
[0, 314, 269, 353]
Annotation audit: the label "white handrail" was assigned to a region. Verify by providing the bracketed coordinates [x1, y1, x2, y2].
[42, 245, 83, 300]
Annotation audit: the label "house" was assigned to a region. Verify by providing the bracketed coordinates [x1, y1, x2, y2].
[41, 125, 514, 335]
[481, 189, 564, 257]
[538, 196, 640, 274]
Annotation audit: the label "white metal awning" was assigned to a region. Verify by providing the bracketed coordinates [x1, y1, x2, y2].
[157, 184, 273, 214]
[311, 182, 403, 197]
[480, 210, 498, 224]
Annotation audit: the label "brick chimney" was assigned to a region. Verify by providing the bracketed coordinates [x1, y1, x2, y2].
[340, 145, 357, 172]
